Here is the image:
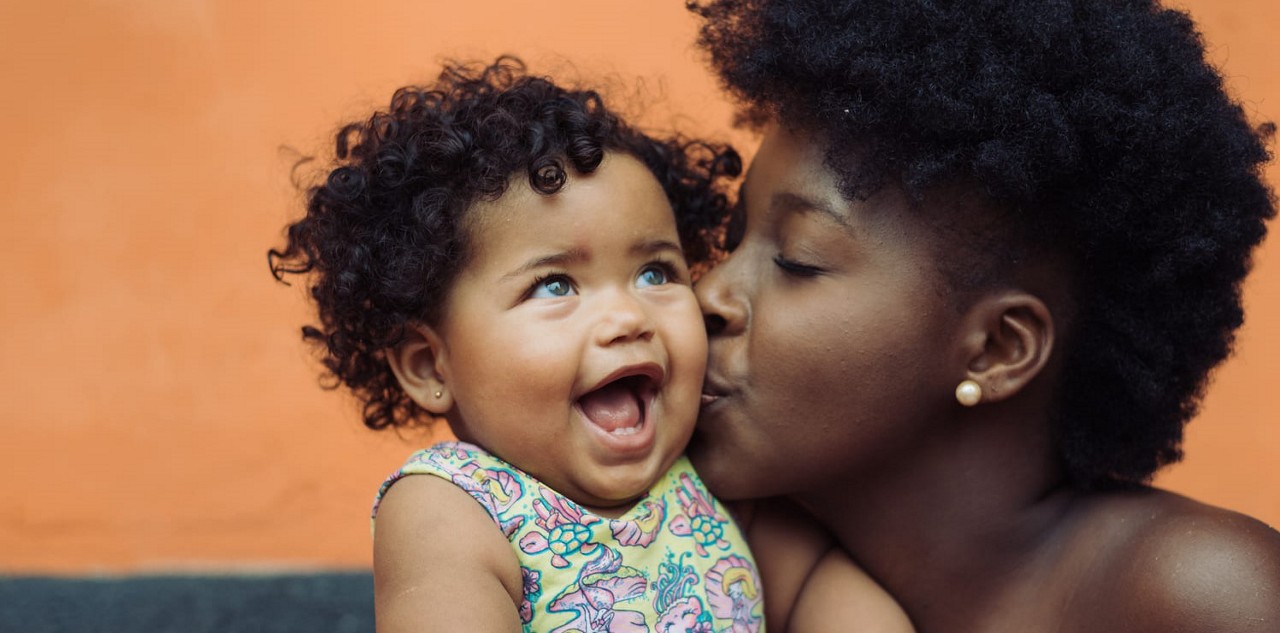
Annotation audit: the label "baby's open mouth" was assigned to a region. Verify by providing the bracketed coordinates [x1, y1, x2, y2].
[577, 374, 654, 436]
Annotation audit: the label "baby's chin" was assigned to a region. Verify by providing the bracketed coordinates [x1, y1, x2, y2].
[569, 453, 683, 515]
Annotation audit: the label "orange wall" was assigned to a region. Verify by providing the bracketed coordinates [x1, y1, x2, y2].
[1, 0, 1276, 574]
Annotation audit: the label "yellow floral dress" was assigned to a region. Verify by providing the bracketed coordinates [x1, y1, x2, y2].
[373, 441, 764, 632]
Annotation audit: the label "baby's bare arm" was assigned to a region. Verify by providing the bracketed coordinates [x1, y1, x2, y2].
[373, 475, 524, 632]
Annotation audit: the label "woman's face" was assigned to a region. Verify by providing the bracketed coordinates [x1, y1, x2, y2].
[690, 125, 965, 500]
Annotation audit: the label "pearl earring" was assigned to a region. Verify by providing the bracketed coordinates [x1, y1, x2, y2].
[955, 380, 982, 407]
[434, 390, 443, 399]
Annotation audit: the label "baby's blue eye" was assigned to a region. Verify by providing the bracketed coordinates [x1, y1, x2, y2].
[636, 265, 670, 288]
[530, 276, 575, 298]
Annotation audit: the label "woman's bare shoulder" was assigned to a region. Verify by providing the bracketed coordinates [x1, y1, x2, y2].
[1076, 489, 1280, 633]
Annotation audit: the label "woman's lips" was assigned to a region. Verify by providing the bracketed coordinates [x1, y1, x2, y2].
[700, 374, 731, 407]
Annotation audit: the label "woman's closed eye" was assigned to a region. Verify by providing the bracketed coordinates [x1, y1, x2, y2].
[724, 203, 746, 252]
[772, 254, 824, 278]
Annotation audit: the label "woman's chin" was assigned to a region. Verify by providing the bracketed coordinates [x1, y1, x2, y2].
[686, 435, 754, 501]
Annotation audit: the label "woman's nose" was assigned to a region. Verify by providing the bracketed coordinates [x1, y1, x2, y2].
[695, 254, 747, 337]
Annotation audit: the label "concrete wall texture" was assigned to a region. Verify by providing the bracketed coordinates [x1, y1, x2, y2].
[2, 0, 1277, 573]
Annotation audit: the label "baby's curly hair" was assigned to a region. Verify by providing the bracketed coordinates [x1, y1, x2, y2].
[691, 0, 1275, 488]
[270, 56, 740, 431]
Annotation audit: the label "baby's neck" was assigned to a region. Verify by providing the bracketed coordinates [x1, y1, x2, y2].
[579, 497, 643, 520]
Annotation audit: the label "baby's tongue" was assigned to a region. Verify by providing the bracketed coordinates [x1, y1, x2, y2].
[578, 382, 641, 433]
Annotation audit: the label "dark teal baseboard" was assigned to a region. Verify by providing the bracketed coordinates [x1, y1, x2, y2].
[0, 572, 373, 633]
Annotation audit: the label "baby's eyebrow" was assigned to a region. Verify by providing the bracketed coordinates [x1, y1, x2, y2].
[631, 239, 683, 257]
[502, 247, 590, 280]
[500, 239, 681, 281]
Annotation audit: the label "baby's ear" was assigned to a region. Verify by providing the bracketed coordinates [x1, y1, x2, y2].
[384, 323, 454, 415]
[954, 292, 1055, 405]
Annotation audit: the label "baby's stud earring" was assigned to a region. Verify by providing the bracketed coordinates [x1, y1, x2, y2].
[955, 380, 982, 407]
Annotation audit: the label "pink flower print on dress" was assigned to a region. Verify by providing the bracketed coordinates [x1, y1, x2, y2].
[425, 449, 527, 539]
[609, 498, 666, 548]
[429, 442, 474, 462]
[519, 566, 543, 625]
[668, 473, 732, 556]
[704, 555, 762, 633]
[547, 546, 648, 633]
[518, 487, 602, 568]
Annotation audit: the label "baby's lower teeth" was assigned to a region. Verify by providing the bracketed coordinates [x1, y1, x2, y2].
[611, 426, 640, 436]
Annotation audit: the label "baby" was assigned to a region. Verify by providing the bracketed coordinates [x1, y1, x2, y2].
[271, 57, 761, 631]
[270, 57, 910, 632]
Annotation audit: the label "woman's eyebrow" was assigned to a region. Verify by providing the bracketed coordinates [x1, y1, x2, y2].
[771, 191, 852, 230]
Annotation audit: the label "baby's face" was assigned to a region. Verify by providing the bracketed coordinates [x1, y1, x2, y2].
[433, 153, 706, 511]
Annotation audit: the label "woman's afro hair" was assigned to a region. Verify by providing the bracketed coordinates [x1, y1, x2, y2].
[269, 56, 740, 431]
[691, 0, 1275, 488]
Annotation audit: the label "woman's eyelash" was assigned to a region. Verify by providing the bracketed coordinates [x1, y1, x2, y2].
[724, 204, 746, 252]
[772, 255, 823, 277]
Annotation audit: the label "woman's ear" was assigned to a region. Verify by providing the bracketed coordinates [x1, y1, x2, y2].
[955, 292, 1055, 405]
[384, 323, 454, 415]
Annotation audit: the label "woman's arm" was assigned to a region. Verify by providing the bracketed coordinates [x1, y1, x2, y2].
[789, 549, 915, 633]
[373, 474, 525, 632]
[742, 497, 833, 630]
[746, 497, 914, 632]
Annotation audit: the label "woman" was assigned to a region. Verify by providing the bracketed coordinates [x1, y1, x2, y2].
[687, 0, 1280, 630]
